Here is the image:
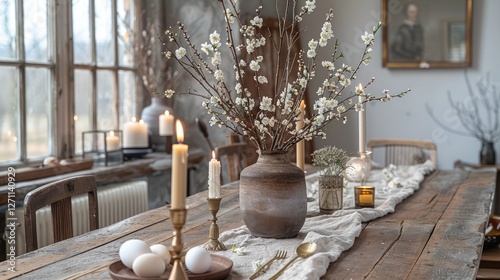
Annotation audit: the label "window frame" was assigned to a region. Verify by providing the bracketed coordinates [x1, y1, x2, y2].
[0, 0, 142, 168]
[0, 0, 57, 166]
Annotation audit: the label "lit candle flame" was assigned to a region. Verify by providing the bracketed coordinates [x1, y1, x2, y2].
[132, 117, 137, 122]
[176, 120, 184, 143]
[109, 131, 115, 137]
[212, 150, 216, 159]
[165, 110, 169, 116]
[139, 119, 144, 125]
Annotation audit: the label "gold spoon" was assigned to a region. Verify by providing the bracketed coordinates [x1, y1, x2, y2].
[268, 242, 318, 280]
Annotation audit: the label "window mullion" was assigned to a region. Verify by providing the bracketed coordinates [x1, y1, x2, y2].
[17, 0, 27, 162]
[112, 0, 119, 128]
[54, 0, 72, 159]
[134, 0, 142, 118]
[90, 0, 97, 131]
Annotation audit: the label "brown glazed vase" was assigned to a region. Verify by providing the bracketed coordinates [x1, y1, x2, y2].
[239, 151, 307, 238]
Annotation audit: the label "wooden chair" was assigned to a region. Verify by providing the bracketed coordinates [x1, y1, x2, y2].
[215, 142, 248, 184]
[23, 175, 98, 252]
[367, 138, 437, 167]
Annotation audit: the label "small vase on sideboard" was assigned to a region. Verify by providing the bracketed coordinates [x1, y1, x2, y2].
[141, 96, 174, 152]
[480, 140, 496, 165]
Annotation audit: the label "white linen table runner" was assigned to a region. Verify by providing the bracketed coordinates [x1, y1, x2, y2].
[212, 160, 434, 279]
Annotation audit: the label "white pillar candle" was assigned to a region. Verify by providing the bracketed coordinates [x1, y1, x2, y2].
[123, 117, 149, 148]
[171, 120, 188, 209]
[208, 151, 221, 198]
[296, 100, 305, 171]
[357, 84, 366, 155]
[159, 110, 174, 136]
[105, 131, 120, 151]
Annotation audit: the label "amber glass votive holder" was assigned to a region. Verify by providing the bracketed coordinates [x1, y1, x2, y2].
[354, 186, 375, 208]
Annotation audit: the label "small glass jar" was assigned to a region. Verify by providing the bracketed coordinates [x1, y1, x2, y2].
[354, 186, 375, 208]
[82, 130, 123, 166]
[318, 175, 344, 214]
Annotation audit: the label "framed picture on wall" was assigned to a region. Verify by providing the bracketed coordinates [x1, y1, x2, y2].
[382, 0, 472, 69]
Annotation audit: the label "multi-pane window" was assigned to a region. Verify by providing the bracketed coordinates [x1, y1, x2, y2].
[73, 0, 137, 154]
[0, 0, 139, 164]
[0, 0, 54, 163]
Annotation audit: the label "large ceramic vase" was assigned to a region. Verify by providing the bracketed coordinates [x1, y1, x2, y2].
[141, 97, 174, 152]
[239, 151, 307, 238]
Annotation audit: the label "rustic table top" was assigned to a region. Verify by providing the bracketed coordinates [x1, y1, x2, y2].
[0, 169, 495, 280]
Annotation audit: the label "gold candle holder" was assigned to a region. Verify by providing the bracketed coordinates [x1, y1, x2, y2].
[354, 186, 375, 208]
[168, 207, 188, 280]
[202, 197, 227, 251]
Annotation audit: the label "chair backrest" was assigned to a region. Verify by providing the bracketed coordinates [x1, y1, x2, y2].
[24, 175, 98, 252]
[367, 138, 437, 167]
[215, 142, 248, 184]
[227, 132, 241, 144]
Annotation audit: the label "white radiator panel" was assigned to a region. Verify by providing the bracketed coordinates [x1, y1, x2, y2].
[8, 180, 148, 255]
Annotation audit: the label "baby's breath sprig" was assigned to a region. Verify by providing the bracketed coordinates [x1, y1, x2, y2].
[312, 146, 350, 176]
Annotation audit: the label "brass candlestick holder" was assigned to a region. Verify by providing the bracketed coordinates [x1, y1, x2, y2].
[168, 207, 188, 280]
[202, 197, 226, 251]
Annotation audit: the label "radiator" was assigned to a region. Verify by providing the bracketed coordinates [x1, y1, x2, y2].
[9, 180, 148, 255]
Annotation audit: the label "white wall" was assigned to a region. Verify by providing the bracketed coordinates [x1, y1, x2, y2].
[300, 0, 500, 169]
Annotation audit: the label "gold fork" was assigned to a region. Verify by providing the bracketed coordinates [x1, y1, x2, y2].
[249, 250, 288, 279]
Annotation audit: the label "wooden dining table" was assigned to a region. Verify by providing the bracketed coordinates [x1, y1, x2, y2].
[0, 169, 496, 279]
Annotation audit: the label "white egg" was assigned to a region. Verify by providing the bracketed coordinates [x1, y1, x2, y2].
[132, 253, 166, 278]
[185, 247, 212, 274]
[150, 244, 171, 265]
[119, 239, 151, 269]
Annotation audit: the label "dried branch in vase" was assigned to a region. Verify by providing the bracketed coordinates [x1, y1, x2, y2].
[135, 21, 183, 96]
[426, 72, 500, 143]
[158, 0, 409, 152]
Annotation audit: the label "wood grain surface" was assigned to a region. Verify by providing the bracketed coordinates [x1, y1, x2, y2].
[0, 170, 495, 280]
[323, 170, 495, 280]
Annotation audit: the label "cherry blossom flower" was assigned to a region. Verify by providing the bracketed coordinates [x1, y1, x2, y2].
[211, 52, 221, 66]
[210, 31, 220, 45]
[164, 89, 175, 98]
[175, 47, 186, 59]
[201, 42, 211, 55]
[250, 16, 263, 28]
[259, 97, 273, 111]
[305, 0, 316, 13]
[257, 76, 268, 84]
[308, 39, 318, 49]
[214, 70, 224, 82]
[361, 31, 374, 45]
[249, 60, 260, 71]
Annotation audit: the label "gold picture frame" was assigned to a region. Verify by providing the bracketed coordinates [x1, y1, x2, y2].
[382, 0, 472, 69]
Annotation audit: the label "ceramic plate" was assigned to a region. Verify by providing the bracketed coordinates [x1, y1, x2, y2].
[108, 254, 233, 280]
